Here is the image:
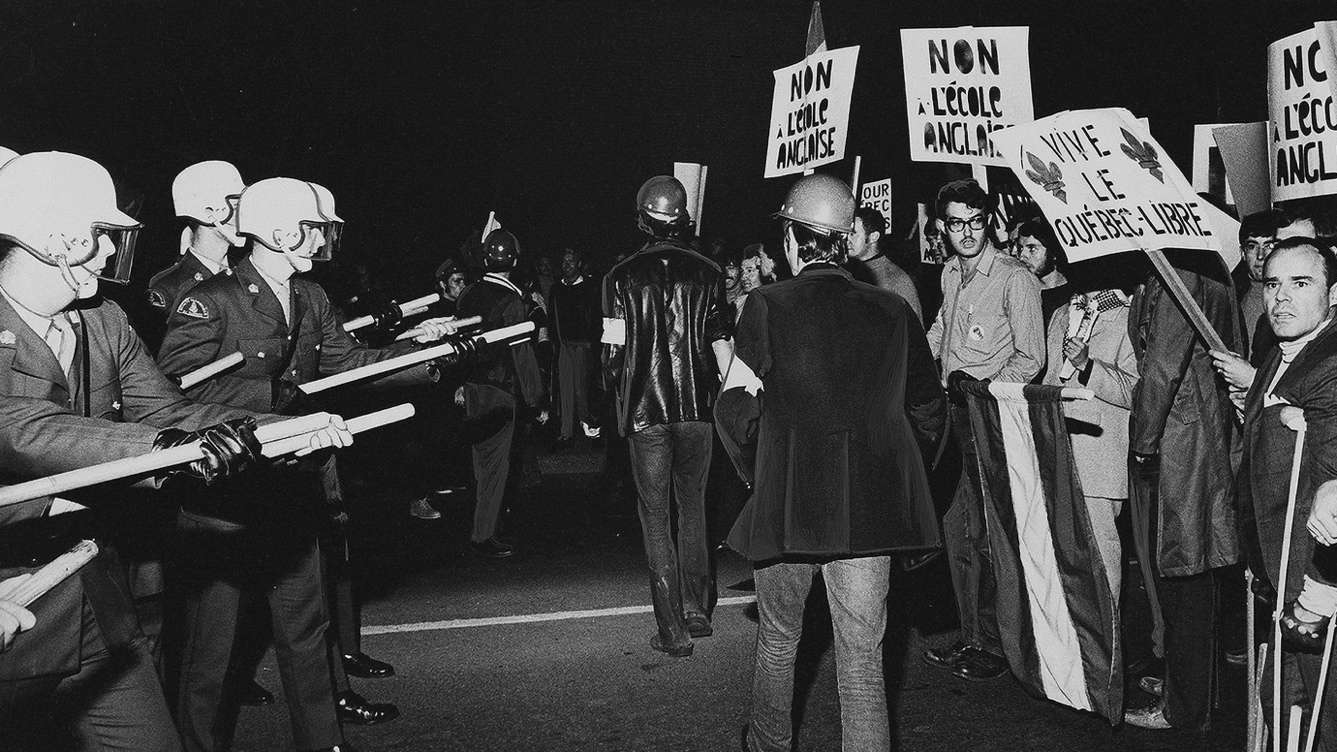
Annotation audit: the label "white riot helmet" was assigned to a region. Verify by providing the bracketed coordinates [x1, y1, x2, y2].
[307, 182, 343, 262]
[235, 177, 334, 268]
[0, 147, 19, 168]
[0, 151, 142, 289]
[173, 160, 245, 225]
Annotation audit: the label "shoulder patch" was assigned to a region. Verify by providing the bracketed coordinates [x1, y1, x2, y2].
[147, 288, 167, 309]
[177, 296, 210, 319]
[0, 330, 14, 345]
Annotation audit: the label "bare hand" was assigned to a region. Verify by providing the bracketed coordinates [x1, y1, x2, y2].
[412, 317, 462, 343]
[454, 387, 466, 408]
[297, 413, 355, 457]
[0, 576, 36, 652]
[1063, 338, 1090, 370]
[1309, 481, 1337, 546]
[1210, 350, 1256, 392]
[536, 410, 550, 425]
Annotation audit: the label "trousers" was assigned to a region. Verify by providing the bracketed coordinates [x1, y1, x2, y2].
[467, 383, 517, 543]
[556, 342, 593, 439]
[942, 404, 999, 653]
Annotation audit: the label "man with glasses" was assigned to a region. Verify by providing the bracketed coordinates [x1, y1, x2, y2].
[921, 179, 1043, 682]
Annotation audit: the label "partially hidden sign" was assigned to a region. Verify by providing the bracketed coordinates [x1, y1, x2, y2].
[900, 26, 1034, 167]
[1268, 25, 1337, 203]
[859, 178, 892, 228]
[991, 108, 1221, 264]
[764, 45, 860, 178]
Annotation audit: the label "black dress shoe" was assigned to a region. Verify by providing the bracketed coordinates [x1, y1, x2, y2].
[922, 640, 970, 670]
[343, 652, 395, 678]
[238, 678, 274, 706]
[951, 647, 1009, 681]
[470, 537, 515, 558]
[685, 612, 713, 638]
[335, 690, 400, 726]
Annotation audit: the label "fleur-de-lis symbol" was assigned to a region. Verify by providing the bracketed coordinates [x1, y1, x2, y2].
[1119, 128, 1164, 183]
[1023, 151, 1067, 204]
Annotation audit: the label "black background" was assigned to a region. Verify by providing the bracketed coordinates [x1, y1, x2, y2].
[0, 0, 1328, 294]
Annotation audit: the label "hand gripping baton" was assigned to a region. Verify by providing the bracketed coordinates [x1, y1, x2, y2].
[394, 315, 483, 342]
[300, 321, 534, 396]
[0, 406, 415, 509]
[342, 293, 441, 333]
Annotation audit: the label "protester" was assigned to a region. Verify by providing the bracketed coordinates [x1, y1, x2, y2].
[602, 174, 732, 657]
[1124, 251, 1240, 731]
[922, 178, 1044, 682]
[1236, 237, 1337, 744]
[719, 173, 944, 752]
[1012, 216, 1069, 331]
[733, 243, 775, 320]
[846, 206, 922, 321]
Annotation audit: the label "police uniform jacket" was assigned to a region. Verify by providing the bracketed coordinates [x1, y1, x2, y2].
[0, 295, 251, 682]
[139, 251, 217, 350]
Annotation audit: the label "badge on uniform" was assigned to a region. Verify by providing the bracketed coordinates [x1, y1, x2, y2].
[193, 272, 205, 282]
[177, 297, 210, 319]
[0, 330, 14, 345]
[147, 289, 167, 309]
[969, 324, 985, 342]
[247, 283, 260, 294]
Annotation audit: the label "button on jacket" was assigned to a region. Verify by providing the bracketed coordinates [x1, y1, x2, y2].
[602, 241, 732, 435]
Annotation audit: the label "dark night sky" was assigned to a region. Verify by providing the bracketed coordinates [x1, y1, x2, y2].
[0, 0, 1329, 297]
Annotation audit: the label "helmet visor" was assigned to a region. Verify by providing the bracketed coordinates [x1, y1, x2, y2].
[93, 224, 141, 285]
[299, 220, 339, 262]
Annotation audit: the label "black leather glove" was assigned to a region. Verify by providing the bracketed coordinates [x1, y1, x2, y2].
[1130, 451, 1160, 486]
[428, 333, 480, 377]
[370, 301, 402, 330]
[154, 417, 263, 484]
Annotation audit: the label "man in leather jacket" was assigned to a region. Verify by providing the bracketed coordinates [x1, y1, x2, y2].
[602, 175, 733, 656]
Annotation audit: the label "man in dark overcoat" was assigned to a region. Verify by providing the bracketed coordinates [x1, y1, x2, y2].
[1125, 250, 1241, 730]
[718, 174, 945, 752]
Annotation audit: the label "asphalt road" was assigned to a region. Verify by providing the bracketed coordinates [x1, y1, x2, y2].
[228, 441, 1248, 752]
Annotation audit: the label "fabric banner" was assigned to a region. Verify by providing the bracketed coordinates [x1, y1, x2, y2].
[992, 107, 1222, 264]
[962, 381, 1122, 725]
[900, 26, 1034, 167]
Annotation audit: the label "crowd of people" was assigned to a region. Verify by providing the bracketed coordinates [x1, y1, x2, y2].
[1, 135, 1337, 752]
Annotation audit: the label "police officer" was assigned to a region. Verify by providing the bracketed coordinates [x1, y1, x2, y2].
[456, 228, 545, 558]
[157, 177, 454, 752]
[0, 151, 352, 751]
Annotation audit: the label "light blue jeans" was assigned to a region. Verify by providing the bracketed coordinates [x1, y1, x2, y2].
[748, 556, 891, 752]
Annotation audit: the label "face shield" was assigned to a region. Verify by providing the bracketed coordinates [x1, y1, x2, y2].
[299, 219, 339, 262]
[92, 223, 142, 284]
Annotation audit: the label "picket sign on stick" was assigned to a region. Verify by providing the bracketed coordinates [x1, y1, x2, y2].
[301, 321, 535, 396]
[342, 293, 442, 333]
[1275, 407, 1308, 752]
[0, 412, 334, 509]
[179, 352, 243, 390]
[0, 539, 99, 607]
[394, 315, 483, 343]
[1289, 706, 1304, 752]
[850, 156, 862, 197]
[1248, 571, 1263, 752]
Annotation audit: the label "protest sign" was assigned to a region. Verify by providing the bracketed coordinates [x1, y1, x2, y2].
[1212, 122, 1270, 216]
[859, 178, 892, 228]
[900, 26, 1034, 167]
[992, 108, 1221, 264]
[1317, 22, 1337, 104]
[916, 203, 947, 265]
[764, 45, 860, 178]
[1192, 123, 1237, 205]
[1268, 26, 1337, 203]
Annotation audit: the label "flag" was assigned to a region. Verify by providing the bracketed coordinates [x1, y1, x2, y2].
[804, 1, 826, 56]
[962, 381, 1123, 724]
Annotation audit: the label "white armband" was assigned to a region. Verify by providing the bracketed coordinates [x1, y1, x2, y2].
[601, 317, 626, 346]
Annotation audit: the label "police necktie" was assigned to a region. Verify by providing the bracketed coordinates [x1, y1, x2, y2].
[45, 314, 75, 377]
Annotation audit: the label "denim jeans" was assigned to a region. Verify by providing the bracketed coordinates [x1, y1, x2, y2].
[748, 556, 891, 752]
[627, 422, 713, 639]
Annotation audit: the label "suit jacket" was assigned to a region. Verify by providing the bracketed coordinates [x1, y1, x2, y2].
[455, 274, 543, 405]
[1238, 318, 1337, 601]
[603, 241, 732, 435]
[0, 295, 248, 682]
[1042, 302, 1138, 499]
[718, 265, 946, 562]
[1128, 261, 1241, 576]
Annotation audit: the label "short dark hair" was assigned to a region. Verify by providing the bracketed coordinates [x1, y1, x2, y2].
[1014, 217, 1065, 271]
[934, 179, 991, 219]
[785, 221, 848, 265]
[1240, 209, 1282, 244]
[854, 207, 886, 237]
[1267, 236, 1337, 287]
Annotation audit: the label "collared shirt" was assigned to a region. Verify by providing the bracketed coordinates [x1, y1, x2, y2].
[253, 264, 292, 324]
[926, 244, 1044, 384]
[188, 250, 226, 276]
[0, 284, 62, 343]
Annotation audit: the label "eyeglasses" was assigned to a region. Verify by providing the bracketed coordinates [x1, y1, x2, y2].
[944, 214, 988, 233]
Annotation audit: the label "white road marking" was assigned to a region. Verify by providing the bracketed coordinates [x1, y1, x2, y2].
[363, 595, 756, 635]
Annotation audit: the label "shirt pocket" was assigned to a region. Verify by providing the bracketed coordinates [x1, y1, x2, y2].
[958, 306, 1007, 358]
[237, 337, 287, 377]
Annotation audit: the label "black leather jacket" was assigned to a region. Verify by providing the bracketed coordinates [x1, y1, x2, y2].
[602, 240, 732, 435]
